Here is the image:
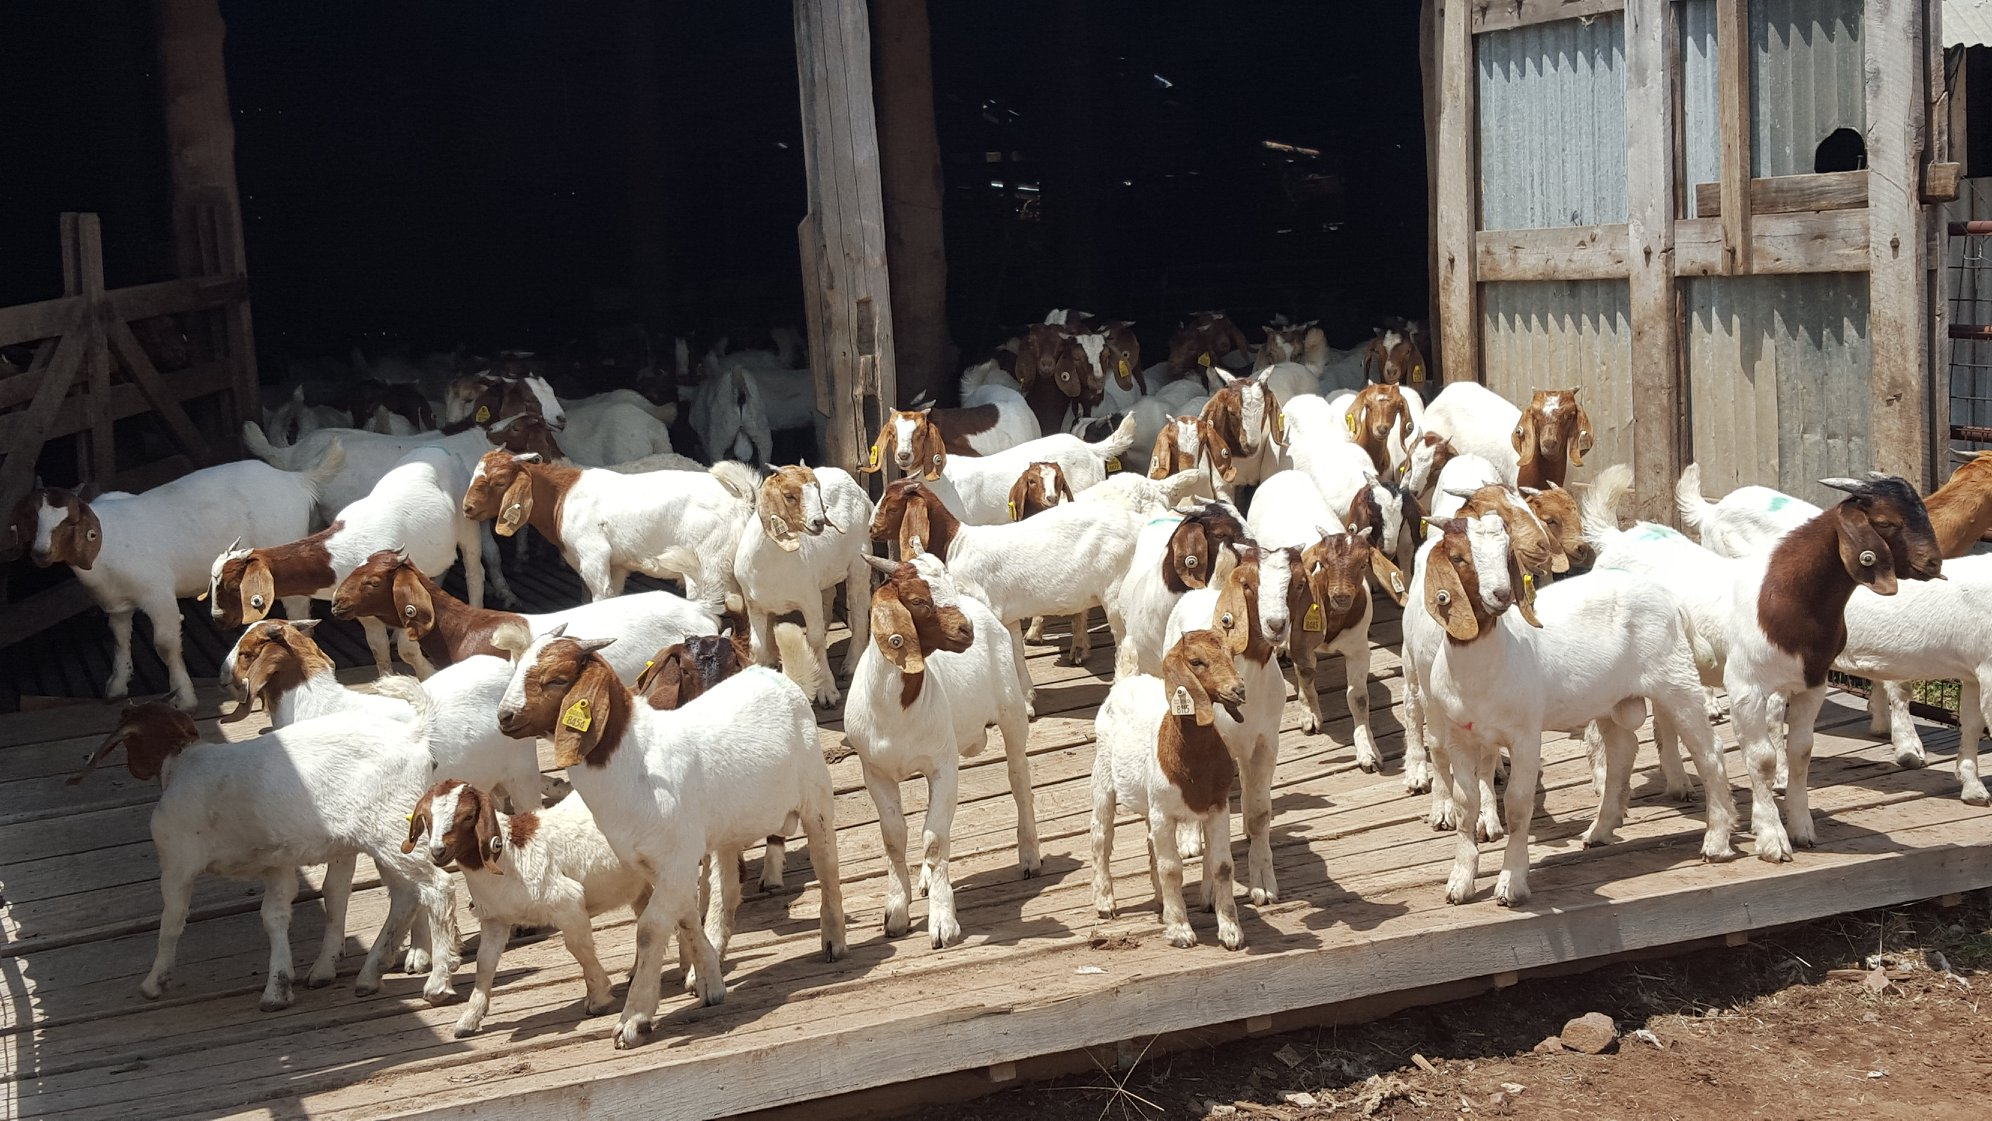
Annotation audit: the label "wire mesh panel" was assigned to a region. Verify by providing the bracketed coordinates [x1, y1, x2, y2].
[1948, 206, 1992, 451]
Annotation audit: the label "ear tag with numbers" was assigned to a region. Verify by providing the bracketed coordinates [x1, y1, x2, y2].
[1303, 603, 1324, 631]
[1007, 500, 1019, 520]
[1169, 686, 1196, 717]
[1105, 456, 1122, 473]
[475, 405, 491, 424]
[1198, 352, 1212, 368]
[868, 444, 880, 468]
[561, 698, 592, 732]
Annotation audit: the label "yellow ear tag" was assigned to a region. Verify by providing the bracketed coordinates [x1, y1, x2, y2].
[1007, 500, 1019, 521]
[868, 444, 880, 468]
[644, 659, 654, 670]
[1105, 456, 1122, 473]
[1303, 603, 1324, 632]
[475, 405, 491, 424]
[1277, 412, 1287, 439]
[561, 698, 593, 732]
[1411, 364, 1426, 384]
[196, 590, 209, 602]
[1118, 359, 1130, 378]
[1345, 411, 1359, 436]
[405, 813, 414, 822]
[1198, 352, 1212, 368]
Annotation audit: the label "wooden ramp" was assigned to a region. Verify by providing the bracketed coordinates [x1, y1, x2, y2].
[3, 605, 1989, 1121]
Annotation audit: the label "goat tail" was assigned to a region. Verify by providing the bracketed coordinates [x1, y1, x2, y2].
[371, 674, 439, 748]
[1091, 412, 1141, 459]
[241, 421, 296, 469]
[488, 619, 534, 661]
[771, 621, 821, 697]
[299, 439, 345, 501]
[708, 460, 760, 502]
[1580, 462, 1635, 554]
[1674, 462, 1713, 534]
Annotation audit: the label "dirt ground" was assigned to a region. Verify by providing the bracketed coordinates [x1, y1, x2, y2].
[898, 893, 1992, 1121]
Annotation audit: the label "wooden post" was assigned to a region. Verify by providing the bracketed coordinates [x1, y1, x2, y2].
[1626, 0, 1682, 525]
[1868, 0, 1934, 487]
[1421, 0, 1443, 380]
[1435, 0, 1479, 383]
[1715, 0, 1752, 274]
[61, 214, 116, 485]
[872, 0, 951, 406]
[794, 0, 900, 478]
[156, 0, 244, 280]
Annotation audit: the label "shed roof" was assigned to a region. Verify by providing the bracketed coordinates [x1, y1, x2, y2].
[1949, 0, 1992, 47]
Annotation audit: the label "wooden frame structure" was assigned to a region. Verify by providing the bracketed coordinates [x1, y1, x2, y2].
[1434, 0, 1952, 521]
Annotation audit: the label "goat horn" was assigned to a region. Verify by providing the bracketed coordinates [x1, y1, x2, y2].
[1951, 448, 1981, 462]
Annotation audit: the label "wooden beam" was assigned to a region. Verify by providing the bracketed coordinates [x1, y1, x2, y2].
[793, 0, 900, 476]
[872, 0, 951, 406]
[1692, 170, 1870, 217]
[1626, 0, 1682, 526]
[1436, 0, 1479, 383]
[104, 274, 245, 324]
[155, 0, 246, 280]
[1867, 0, 1933, 487]
[0, 581, 96, 650]
[1673, 211, 1872, 275]
[0, 362, 234, 452]
[106, 320, 214, 466]
[0, 331, 86, 510]
[0, 296, 83, 352]
[60, 215, 117, 485]
[1422, 0, 1444, 382]
[1471, 0, 1624, 35]
[1475, 225, 1630, 282]
[1715, 0, 1751, 274]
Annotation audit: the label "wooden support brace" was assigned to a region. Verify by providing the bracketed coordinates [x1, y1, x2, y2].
[107, 319, 213, 465]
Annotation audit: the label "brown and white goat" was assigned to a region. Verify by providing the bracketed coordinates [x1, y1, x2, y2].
[1007, 460, 1084, 646]
[1090, 628, 1247, 949]
[1341, 382, 1417, 475]
[1288, 529, 1406, 769]
[1511, 388, 1594, 489]
[1167, 311, 1252, 377]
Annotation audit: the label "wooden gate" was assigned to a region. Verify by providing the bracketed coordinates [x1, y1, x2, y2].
[0, 203, 256, 646]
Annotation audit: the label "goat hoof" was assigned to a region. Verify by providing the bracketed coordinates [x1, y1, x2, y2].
[1963, 784, 1991, 807]
[584, 995, 619, 1016]
[1894, 749, 1928, 770]
[822, 936, 846, 962]
[1164, 925, 1197, 949]
[1095, 902, 1118, 919]
[304, 967, 336, 989]
[1018, 852, 1042, 877]
[260, 975, 293, 1012]
[1443, 870, 1476, 904]
[423, 980, 456, 1006]
[613, 1017, 650, 1049]
[1492, 875, 1528, 908]
[354, 976, 382, 997]
[1218, 922, 1245, 951]
[1357, 757, 1380, 775]
[453, 1019, 482, 1039]
[139, 978, 165, 1001]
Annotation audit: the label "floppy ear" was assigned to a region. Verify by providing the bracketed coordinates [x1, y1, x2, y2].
[1569, 402, 1594, 466]
[239, 557, 277, 624]
[1508, 550, 1543, 628]
[67, 728, 128, 787]
[1213, 569, 1252, 655]
[1204, 420, 1239, 483]
[1006, 474, 1030, 521]
[1424, 550, 1480, 641]
[869, 585, 926, 674]
[495, 473, 534, 537]
[1160, 644, 1216, 726]
[1512, 409, 1538, 467]
[757, 486, 801, 551]
[472, 786, 506, 873]
[392, 566, 437, 637]
[863, 422, 895, 475]
[1393, 398, 1412, 444]
[1370, 548, 1410, 606]
[400, 800, 429, 855]
[918, 422, 948, 481]
[1835, 503, 1897, 595]
[1148, 426, 1179, 479]
[551, 662, 615, 769]
[1056, 471, 1076, 504]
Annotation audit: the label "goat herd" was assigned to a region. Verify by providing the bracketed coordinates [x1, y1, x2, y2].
[12, 309, 1990, 1053]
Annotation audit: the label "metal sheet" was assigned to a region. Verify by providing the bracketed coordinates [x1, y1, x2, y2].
[1681, 0, 1721, 217]
[1475, 13, 1628, 230]
[1945, 0, 1992, 48]
[1479, 279, 1633, 486]
[1684, 273, 1872, 506]
[1750, 0, 1867, 177]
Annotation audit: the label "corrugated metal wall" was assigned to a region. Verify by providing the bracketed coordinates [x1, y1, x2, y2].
[1479, 280, 1633, 486]
[1684, 274, 1872, 505]
[1750, 0, 1866, 176]
[1681, 0, 1720, 216]
[1475, 13, 1628, 230]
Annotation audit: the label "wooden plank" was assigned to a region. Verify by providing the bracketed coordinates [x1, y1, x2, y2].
[0, 295, 83, 352]
[101, 274, 244, 323]
[1867, 0, 1933, 487]
[1436, 0, 1479, 382]
[1626, 0, 1682, 526]
[0, 330, 87, 508]
[0, 581, 96, 651]
[1672, 211, 1873, 276]
[1715, 0, 1751, 273]
[62, 214, 118, 485]
[105, 319, 213, 465]
[1692, 170, 1871, 217]
[0, 361, 234, 452]
[1471, 0, 1625, 35]
[1473, 224, 1629, 282]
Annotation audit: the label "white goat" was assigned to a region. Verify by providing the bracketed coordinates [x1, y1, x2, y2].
[843, 553, 1038, 947]
[12, 451, 342, 709]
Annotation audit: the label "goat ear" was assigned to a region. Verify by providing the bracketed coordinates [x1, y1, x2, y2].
[1569, 404, 1595, 466]
[868, 585, 925, 675]
[552, 663, 614, 769]
[920, 423, 948, 481]
[392, 566, 437, 637]
[1835, 504, 1897, 595]
[863, 422, 893, 475]
[240, 558, 277, 624]
[1424, 550, 1480, 641]
[757, 488, 801, 552]
[1212, 569, 1252, 655]
[1006, 474, 1031, 521]
[1370, 549, 1410, 606]
[400, 803, 428, 855]
[67, 727, 128, 787]
[473, 787, 505, 873]
[495, 474, 534, 536]
[1160, 643, 1216, 726]
[1512, 409, 1538, 467]
[1508, 552, 1543, 628]
[1057, 471, 1076, 504]
[1147, 426, 1177, 480]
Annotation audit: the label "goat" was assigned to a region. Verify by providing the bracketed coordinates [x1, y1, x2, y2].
[1413, 383, 1593, 490]
[1167, 311, 1252, 376]
[1114, 501, 1250, 679]
[11, 451, 342, 709]
[1090, 629, 1247, 949]
[844, 553, 1038, 947]
[497, 628, 845, 1048]
[864, 410, 1137, 525]
[1329, 383, 1425, 476]
[217, 618, 410, 728]
[404, 779, 650, 1037]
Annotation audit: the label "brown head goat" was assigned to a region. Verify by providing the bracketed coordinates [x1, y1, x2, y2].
[1344, 383, 1415, 475]
[331, 548, 533, 667]
[1510, 388, 1595, 489]
[1362, 326, 1428, 386]
[461, 450, 581, 540]
[1166, 311, 1252, 377]
[1288, 527, 1406, 770]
